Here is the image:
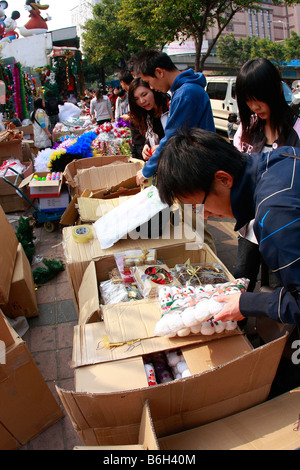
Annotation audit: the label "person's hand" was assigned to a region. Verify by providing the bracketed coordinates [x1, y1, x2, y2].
[136, 169, 147, 186]
[142, 144, 152, 161]
[213, 293, 245, 323]
[121, 114, 130, 121]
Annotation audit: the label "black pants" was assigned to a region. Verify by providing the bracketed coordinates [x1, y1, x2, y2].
[97, 119, 111, 125]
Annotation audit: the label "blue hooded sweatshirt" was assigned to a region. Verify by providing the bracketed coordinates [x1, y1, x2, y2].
[142, 68, 215, 178]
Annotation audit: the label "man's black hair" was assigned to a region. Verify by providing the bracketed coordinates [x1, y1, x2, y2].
[118, 69, 133, 85]
[156, 129, 246, 206]
[135, 50, 177, 77]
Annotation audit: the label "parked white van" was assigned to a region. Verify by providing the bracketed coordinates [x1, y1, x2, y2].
[205, 76, 238, 133]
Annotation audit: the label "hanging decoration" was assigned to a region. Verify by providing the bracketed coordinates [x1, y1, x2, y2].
[13, 62, 28, 121]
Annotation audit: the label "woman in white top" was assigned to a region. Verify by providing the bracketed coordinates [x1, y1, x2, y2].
[31, 98, 52, 149]
[90, 89, 113, 125]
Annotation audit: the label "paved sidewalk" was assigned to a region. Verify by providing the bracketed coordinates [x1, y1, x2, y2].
[7, 214, 238, 450]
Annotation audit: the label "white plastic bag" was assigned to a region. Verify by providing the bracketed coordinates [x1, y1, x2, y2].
[93, 185, 168, 249]
[58, 102, 81, 121]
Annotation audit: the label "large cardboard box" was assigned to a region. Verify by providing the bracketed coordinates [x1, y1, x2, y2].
[159, 387, 300, 450]
[1, 243, 38, 319]
[57, 240, 287, 447]
[0, 161, 33, 213]
[0, 206, 18, 305]
[57, 332, 287, 447]
[74, 391, 300, 451]
[0, 312, 64, 449]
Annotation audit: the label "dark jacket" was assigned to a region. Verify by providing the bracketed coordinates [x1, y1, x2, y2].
[231, 146, 300, 323]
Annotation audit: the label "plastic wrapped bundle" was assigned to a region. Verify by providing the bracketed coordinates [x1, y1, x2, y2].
[154, 278, 249, 338]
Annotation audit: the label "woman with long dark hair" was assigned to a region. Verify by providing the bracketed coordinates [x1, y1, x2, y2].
[128, 77, 169, 161]
[233, 58, 300, 293]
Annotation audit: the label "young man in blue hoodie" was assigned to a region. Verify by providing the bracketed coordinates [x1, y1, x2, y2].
[134, 50, 215, 186]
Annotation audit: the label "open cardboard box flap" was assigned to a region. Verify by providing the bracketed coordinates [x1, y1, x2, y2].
[76, 161, 142, 195]
[63, 155, 131, 188]
[77, 194, 132, 223]
[72, 320, 243, 369]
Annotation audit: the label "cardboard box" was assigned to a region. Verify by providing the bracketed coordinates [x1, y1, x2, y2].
[1, 243, 38, 319]
[57, 238, 287, 447]
[19, 171, 62, 198]
[0, 312, 64, 449]
[60, 177, 140, 226]
[63, 156, 142, 196]
[57, 333, 287, 447]
[74, 390, 300, 451]
[0, 193, 31, 213]
[0, 206, 18, 305]
[0, 161, 33, 197]
[38, 188, 70, 213]
[63, 221, 227, 313]
[74, 400, 159, 450]
[0, 140, 23, 164]
[159, 387, 300, 450]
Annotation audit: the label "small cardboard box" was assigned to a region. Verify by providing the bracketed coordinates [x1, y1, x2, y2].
[63, 156, 142, 196]
[0, 206, 18, 305]
[0, 311, 64, 449]
[0, 140, 23, 164]
[1, 243, 39, 319]
[38, 188, 70, 212]
[0, 161, 33, 197]
[19, 171, 62, 198]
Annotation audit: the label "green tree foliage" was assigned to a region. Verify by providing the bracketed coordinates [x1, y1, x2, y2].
[119, 0, 285, 71]
[217, 32, 300, 73]
[82, 0, 148, 77]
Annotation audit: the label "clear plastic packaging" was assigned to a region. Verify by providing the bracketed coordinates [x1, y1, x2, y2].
[133, 264, 181, 298]
[174, 262, 229, 286]
[99, 280, 143, 304]
[114, 249, 157, 284]
[154, 278, 250, 338]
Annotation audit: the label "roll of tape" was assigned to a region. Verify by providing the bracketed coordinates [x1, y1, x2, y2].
[72, 225, 93, 243]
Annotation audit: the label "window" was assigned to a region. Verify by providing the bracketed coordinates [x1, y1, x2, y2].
[206, 82, 227, 100]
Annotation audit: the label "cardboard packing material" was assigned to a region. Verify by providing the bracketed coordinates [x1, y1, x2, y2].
[62, 212, 222, 312]
[0, 206, 18, 305]
[56, 240, 288, 447]
[63, 155, 131, 192]
[74, 400, 159, 450]
[74, 390, 300, 451]
[0, 140, 23, 164]
[158, 387, 300, 450]
[57, 331, 287, 447]
[0, 311, 64, 449]
[74, 161, 142, 195]
[0, 161, 33, 212]
[60, 176, 141, 226]
[1, 243, 38, 319]
[19, 171, 62, 198]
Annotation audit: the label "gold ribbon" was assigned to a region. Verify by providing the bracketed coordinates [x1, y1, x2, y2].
[103, 335, 141, 348]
